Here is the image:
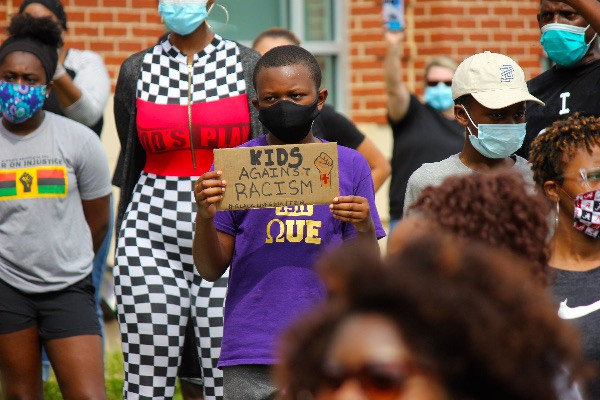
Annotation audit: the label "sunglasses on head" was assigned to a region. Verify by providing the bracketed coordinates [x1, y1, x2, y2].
[320, 361, 411, 398]
[426, 80, 452, 87]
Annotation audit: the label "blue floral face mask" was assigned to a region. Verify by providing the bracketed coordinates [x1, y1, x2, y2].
[461, 105, 526, 159]
[540, 23, 597, 67]
[424, 83, 454, 111]
[158, 0, 211, 36]
[0, 81, 47, 124]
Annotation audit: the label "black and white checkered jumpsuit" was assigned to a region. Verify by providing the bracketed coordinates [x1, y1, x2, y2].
[114, 35, 250, 400]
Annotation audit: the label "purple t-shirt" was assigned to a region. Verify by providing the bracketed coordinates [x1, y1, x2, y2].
[214, 136, 386, 367]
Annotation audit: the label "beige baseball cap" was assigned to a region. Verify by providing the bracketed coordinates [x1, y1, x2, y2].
[452, 51, 544, 109]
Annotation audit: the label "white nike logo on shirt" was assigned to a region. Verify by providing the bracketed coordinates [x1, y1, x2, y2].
[558, 298, 600, 320]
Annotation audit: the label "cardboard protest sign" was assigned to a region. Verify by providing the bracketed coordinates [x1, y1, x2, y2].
[214, 142, 340, 210]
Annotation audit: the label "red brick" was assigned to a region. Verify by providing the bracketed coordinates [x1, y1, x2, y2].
[104, 0, 128, 6]
[456, 19, 477, 29]
[494, 7, 514, 15]
[89, 41, 115, 52]
[117, 12, 141, 23]
[145, 13, 163, 24]
[103, 26, 128, 36]
[481, 20, 502, 29]
[66, 10, 85, 23]
[431, 33, 466, 42]
[74, 0, 99, 6]
[73, 26, 100, 36]
[132, 27, 167, 38]
[132, 0, 158, 8]
[118, 40, 146, 52]
[89, 11, 114, 23]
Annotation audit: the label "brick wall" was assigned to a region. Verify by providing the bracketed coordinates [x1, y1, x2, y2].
[349, 0, 544, 124]
[2, 0, 165, 90]
[1, 0, 545, 125]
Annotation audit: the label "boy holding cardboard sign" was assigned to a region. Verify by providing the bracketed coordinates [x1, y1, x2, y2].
[193, 45, 386, 399]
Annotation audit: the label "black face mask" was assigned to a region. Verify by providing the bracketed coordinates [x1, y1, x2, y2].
[258, 97, 320, 143]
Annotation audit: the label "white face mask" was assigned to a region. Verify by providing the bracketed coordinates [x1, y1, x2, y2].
[461, 105, 526, 159]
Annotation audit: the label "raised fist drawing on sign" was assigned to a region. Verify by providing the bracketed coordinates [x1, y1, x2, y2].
[314, 152, 334, 187]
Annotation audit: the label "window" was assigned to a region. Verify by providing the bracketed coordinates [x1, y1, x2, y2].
[214, 0, 347, 111]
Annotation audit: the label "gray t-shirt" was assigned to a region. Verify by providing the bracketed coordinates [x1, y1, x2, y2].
[0, 112, 111, 293]
[403, 153, 533, 216]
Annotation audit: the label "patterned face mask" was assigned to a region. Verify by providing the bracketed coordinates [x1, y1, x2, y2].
[0, 81, 47, 124]
[573, 189, 600, 239]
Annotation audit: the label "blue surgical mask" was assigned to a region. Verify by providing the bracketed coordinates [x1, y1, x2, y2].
[462, 105, 526, 159]
[540, 23, 597, 67]
[424, 83, 454, 110]
[158, 0, 211, 36]
[0, 81, 47, 124]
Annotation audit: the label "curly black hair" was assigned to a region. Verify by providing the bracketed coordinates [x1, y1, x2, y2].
[407, 172, 551, 286]
[0, 14, 63, 82]
[277, 235, 584, 400]
[530, 113, 600, 187]
[8, 13, 63, 50]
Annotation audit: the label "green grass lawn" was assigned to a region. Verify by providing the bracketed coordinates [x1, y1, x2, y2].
[43, 351, 183, 399]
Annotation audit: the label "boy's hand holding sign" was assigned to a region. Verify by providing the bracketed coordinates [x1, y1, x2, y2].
[213, 142, 340, 210]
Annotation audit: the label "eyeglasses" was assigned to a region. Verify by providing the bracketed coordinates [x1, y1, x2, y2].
[426, 80, 452, 87]
[319, 362, 412, 398]
[557, 167, 600, 190]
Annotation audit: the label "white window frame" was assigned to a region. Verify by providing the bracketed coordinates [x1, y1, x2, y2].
[290, 0, 348, 113]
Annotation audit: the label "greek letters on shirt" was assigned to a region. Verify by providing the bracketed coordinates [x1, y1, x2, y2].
[265, 205, 322, 245]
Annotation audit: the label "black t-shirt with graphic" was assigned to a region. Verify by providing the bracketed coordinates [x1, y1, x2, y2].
[388, 95, 464, 220]
[550, 266, 600, 399]
[521, 59, 600, 159]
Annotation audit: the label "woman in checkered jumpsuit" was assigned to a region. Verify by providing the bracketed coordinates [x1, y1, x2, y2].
[112, 6, 264, 398]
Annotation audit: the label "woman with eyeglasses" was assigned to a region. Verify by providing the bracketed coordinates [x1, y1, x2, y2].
[276, 235, 584, 400]
[530, 113, 600, 399]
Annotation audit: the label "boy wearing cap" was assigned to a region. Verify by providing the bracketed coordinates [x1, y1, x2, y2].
[402, 51, 544, 215]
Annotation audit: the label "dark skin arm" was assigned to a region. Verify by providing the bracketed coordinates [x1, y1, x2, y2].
[82, 195, 110, 255]
[330, 195, 378, 244]
[193, 171, 235, 282]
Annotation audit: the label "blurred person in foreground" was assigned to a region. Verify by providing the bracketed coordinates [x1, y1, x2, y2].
[277, 234, 585, 400]
[390, 172, 551, 286]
